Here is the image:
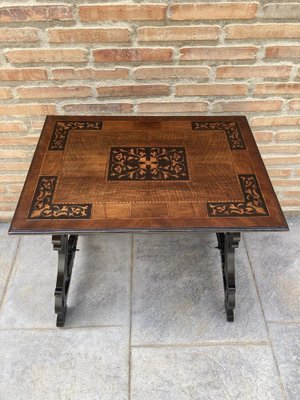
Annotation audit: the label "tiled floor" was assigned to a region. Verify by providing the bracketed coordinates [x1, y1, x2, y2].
[0, 219, 299, 400]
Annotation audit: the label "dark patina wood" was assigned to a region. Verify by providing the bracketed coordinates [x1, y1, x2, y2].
[9, 115, 288, 234]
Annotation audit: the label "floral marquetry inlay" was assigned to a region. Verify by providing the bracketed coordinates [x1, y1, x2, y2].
[48, 121, 102, 150]
[28, 176, 92, 219]
[207, 174, 269, 217]
[107, 147, 189, 181]
[192, 121, 246, 150]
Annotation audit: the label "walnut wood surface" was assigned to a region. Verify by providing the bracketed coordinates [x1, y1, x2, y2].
[9, 115, 288, 234]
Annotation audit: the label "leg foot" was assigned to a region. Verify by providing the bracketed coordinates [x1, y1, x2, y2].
[216, 232, 240, 322]
[52, 235, 78, 327]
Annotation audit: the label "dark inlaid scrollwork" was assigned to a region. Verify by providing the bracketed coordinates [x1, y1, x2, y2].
[49, 121, 102, 150]
[207, 174, 269, 217]
[107, 147, 189, 181]
[192, 121, 246, 150]
[28, 176, 91, 219]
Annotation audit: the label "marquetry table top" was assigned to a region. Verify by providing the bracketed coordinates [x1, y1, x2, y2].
[9, 115, 288, 234]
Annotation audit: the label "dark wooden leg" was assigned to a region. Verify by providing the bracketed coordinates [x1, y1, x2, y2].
[52, 235, 78, 327]
[216, 232, 240, 322]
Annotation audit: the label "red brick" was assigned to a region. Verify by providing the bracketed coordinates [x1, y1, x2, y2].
[296, 170, 300, 176]
[31, 121, 44, 130]
[282, 191, 300, 197]
[259, 145, 300, 154]
[137, 26, 219, 41]
[0, 174, 26, 183]
[17, 86, 91, 99]
[263, 157, 300, 165]
[226, 24, 300, 39]
[79, 5, 166, 21]
[0, 69, 47, 81]
[288, 100, 300, 111]
[0, 88, 12, 99]
[254, 83, 300, 96]
[180, 46, 258, 61]
[216, 65, 291, 79]
[6, 184, 24, 193]
[280, 199, 300, 207]
[0, 6, 73, 22]
[171, 3, 258, 20]
[97, 85, 169, 97]
[0, 104, 56, 116]
[268, 169, 292, 178]
[213, 100, 282, 112]
[276, 131, 300, 141]
[0, 162, 30, 171]
[262, 3, 300, 19]
[93, 48, 172, 63]
[0, 122, 25, 132]
[266, 46, 300, 59]
[48, 28, 130, 43]
[52, 68, 129, 80]
[0, 28, 39, 43]
[0, 149, 30, 159]
[176, 84, 248, 96]
[5, 49, 87, 64]
[0, 136, 38, 146]
[0, 194, 19, 202]
[63, 104, 132, 114]
[137, 102, 208, 113]
[271, 180, 300, 187]
[135, 66, 209, 80]
[251, 116, 300, 127]
[253, 132, 273, 142]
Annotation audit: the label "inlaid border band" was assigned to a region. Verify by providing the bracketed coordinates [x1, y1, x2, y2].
[28, 176, 92, 219]
[48, 121, 102, 151]
[207, 174, 269, 217]
[192, 121, 246, 150]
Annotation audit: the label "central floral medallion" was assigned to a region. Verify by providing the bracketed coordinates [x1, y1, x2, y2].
[107, 147, 189, 181]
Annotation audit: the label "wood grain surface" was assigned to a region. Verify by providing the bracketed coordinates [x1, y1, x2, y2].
[9, 115, 288, 234]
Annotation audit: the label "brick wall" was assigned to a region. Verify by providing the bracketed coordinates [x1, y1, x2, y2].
[0, 1, 300, 221]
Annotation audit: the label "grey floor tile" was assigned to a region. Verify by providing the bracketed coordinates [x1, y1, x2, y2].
[132, 233, 267, 345]
[0, 223, 19, 304]
[0, 234, 131, 328]
[269, 322, 300, 400]
[243, 217, 300, 321]
[0, 327, 128, 400]
[0, 222, 10, 236]
[131, 345, 284, 400]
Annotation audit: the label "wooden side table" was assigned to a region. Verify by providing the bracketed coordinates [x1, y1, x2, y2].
[9, 116, 288, 326]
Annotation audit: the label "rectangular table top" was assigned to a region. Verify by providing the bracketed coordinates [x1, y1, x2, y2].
[9, 115, 288, 234]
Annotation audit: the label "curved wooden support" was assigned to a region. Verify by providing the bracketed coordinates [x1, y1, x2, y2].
[52, 234, 78, 327]
[216, 232, 240, 322]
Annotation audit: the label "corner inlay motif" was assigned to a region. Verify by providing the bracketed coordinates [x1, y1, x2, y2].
[207, 174, 268, 217]
[192, 121, 246, 150]
[28, 176, 92, 219]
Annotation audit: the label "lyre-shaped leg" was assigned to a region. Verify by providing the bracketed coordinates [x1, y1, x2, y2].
[52, 235, 78, 327]
[216, 232, 240, 322]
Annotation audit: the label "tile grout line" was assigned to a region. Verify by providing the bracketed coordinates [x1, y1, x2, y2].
[267, 320, 300, 325]
[128, 233, 134, 400]
[131, 340, 270, 349]
[0, 324, 128, 332]
[243, 236, 288, 400]
[0, 236, 21, 313]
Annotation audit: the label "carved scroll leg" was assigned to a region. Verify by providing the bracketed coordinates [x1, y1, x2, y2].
[216, 232, 240, 322]
[52, 234, 78, 327]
